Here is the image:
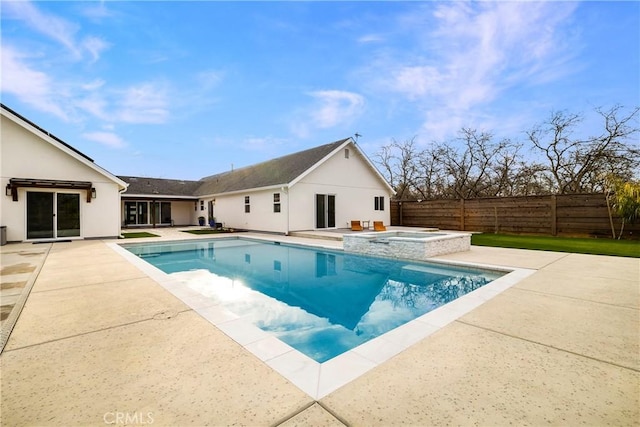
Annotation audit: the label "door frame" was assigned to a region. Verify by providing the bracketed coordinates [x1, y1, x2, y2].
[25, 190, 83, 241]
[315, 193, 336, 229]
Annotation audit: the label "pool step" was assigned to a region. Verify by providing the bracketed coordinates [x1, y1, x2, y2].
[288, 231, 344, 241]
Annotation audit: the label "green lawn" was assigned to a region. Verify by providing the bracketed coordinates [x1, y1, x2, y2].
[471, 233, 639, 258]
[121, 232, 159, 238]
[182, 229, 239, 235]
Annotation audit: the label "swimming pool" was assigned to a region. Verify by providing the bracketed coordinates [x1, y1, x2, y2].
[124, 238, 503, 362]
[111, 235, 535, 398]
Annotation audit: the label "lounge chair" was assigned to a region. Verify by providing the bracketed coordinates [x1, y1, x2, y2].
[373, 221, 386, 231]
[351, 220, 363, 231]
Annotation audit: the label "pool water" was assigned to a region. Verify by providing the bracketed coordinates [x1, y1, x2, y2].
[126, 238, 504, 362]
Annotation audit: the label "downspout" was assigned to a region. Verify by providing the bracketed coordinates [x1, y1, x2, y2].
[284, 185, 290, 235]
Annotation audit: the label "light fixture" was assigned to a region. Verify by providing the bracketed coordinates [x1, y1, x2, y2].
[91, 188, 97, 199]
[5, 184, 11, 197]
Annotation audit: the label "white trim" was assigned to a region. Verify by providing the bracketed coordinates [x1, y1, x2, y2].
[121, 194, 197, 200]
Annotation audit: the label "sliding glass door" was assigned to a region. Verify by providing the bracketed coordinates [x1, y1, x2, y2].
[315, 194, 336, 229]
[124, 201, 172, 226]
[27, 192, 80, 239]
[56, 193, 81, 237]
[27, 192, 54, 239]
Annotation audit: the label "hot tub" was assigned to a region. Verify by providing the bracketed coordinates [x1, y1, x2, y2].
[343, 230, 471, 260]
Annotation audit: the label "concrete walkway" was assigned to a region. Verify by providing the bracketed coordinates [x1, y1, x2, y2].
[1, 230, 638, 426]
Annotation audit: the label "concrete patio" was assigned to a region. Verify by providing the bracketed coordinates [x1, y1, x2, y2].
[1, 228, 638, 426]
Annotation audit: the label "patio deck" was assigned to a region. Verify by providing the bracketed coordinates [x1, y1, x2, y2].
[1, 228, 638, 426]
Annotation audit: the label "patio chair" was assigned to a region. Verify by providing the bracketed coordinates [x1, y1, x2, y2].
[373, 221, 386, 231]
[351, 220, 364, 231]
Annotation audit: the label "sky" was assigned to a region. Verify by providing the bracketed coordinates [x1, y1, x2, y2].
[1, 1, 638, 181]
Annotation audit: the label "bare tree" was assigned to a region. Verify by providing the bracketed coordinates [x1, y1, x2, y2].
[373, 137, 421, 200]
[374, 105, 639, 200]
[526, 106, 640, 194]
[437, 129, 519, 198]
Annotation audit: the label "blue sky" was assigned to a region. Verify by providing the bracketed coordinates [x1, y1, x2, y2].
[2, 1, 638, 180]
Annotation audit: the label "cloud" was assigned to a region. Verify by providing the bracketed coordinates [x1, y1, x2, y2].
[80, 1, 114, 21]
[368, 2, 579, 140]
[82, 36, 110, 63]
[0, 45, 69, 120]
[3, 1, 81, 57]
[82, 131, 126, 149]
[291, 90, 365, 138]
[3, 1, 110, 62]
[116, 83, 170, 124]
[358, 34, 385, 44]
[310, 90, 365, 128]
[196, 70, 224, 90]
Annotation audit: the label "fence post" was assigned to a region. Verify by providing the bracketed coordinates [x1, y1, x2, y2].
[460, 198, 465, 231]
[551, 195, 557, 236]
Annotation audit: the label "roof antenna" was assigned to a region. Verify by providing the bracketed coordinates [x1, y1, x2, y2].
[354, 133, 362, 142]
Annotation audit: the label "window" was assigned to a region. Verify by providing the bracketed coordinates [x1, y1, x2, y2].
[200, 200, 204, 211]
[273, 193, 281, 213]
[244, 196, 250, 213]
[374, 196, 385, 211]
[345, 148, 350, 159]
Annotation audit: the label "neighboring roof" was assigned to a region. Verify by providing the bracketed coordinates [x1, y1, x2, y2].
[1, 104, 128, 190]
[194, 138, 350, 196]
[119, 176, 200, 198]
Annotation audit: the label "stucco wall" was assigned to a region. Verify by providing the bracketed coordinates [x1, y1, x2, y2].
[210, 188, 289, 232]
[288, 144, 392, 231]
[1, 114, 122, 241]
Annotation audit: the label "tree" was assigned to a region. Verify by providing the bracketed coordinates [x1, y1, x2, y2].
[526, 106, 640, 194]
[373, 105, 639, 201]
[605, 177, 640, 239]
[373, 137, 421, 200]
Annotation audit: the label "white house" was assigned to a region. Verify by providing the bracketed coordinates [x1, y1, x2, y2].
[1, 104, 128, 242]
[1, 105, 395, 242]
[195, 138, 395, 233]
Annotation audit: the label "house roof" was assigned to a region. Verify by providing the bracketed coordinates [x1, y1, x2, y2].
[118, 137, 393, 198]
[118, 176, 200, 198]
[194, 138, 351, 196]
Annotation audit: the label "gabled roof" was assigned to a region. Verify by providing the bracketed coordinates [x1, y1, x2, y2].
[118, 137, 394, 198]
[1, 104, 128, 190]
[194, 138, 351, 196]
[118, 176, 200, 198]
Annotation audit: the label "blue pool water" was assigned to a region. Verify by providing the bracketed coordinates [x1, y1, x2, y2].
[125, 238, 504, 362]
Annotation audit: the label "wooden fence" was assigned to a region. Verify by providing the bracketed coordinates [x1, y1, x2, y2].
[390, 193, 640, 239]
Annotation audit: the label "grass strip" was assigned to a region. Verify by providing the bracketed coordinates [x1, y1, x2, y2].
[182, 229, 237, 235]
[471, 233, 639, 258]
[121, 232, 159, 238]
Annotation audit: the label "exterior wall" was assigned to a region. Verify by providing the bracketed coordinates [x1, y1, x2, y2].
[209, 188, 288, 232]
[174, 201, 196, 226]
[288, 144, 393, 231]
[1, 114, 122, 241]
